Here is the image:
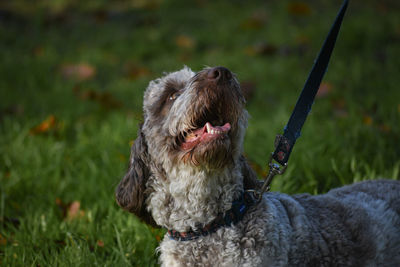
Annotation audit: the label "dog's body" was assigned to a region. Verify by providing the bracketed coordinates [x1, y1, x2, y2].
[160, 179, 400, 267]
[116, 66, 400, 266]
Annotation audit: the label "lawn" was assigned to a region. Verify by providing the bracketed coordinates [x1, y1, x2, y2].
[1, 0, 399, 265]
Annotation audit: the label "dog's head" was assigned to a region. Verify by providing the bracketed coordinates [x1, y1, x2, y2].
[143, 66, 247, 169]
[116, 66, 258, 226]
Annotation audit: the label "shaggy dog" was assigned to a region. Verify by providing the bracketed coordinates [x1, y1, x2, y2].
[116, 66, 400, 266]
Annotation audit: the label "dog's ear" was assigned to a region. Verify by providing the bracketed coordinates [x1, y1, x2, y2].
[239, 155, 261, 190]
[115, 126, 158, 227]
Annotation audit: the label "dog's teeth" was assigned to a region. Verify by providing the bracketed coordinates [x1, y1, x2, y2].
[205, 123, 224, 135]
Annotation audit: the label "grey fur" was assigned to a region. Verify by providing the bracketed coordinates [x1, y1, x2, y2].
[116, 66, 400, 266]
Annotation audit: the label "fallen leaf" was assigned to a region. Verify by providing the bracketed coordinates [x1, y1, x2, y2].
[4, 171, 10, 179]
[295, 34, 310, 45]
[125, 65, 151, 80]
[96, 92, 122, 109]
[245, 42, 277, 56]
[97, 240, 105, 247]
[94, 10, 108, 23]
[149, 227, 164, 242]
[67, 201, 85, 220]
[55, 198, 63, 206]
[288, 2, 312, 16]
[241, 18, 263, 30]
[178, 51, 193, 62]
[118, 154, 126, 162]
[316, 82, 333, 98]
[331, 98, 348, 118]
[30, 115, 57, 135]
[0, 234, 7, 246]
[379, 124, 391, 133]
[175, 35, 196, 49]
[376, 2, 389, 13]
[60, 63, 96, 81]
[240, 11, 268, 30]
[333, 108, 348, 118]
[155, 235, 161, 242]
[73, 87, 122, 110]
[33, 46, 44, 57]
[363, 115, 373, 126]
[56, 199, 85, 221]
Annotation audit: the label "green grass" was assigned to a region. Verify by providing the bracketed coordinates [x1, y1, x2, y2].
[1, 0, 399, 265]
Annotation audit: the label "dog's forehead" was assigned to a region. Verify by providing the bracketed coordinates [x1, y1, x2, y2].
[164, 66, 195, 84]
[145, 66, 195, 101]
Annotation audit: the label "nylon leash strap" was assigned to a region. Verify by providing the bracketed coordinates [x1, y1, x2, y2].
[253, 0, 349, 200]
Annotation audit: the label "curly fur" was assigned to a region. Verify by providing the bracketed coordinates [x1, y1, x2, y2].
[116, 66, 400, 266]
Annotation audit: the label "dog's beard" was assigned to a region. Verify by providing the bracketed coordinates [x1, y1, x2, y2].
[176, 120, 233, 168]
[181, 135, 233, 169]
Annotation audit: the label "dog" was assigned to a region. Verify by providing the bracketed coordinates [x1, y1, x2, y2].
[116, 66, 400, 266]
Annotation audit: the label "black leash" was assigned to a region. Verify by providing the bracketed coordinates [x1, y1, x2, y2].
[253, 0, 349, 200]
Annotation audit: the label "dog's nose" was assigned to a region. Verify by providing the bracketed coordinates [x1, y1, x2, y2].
[207, 67, 232, 81]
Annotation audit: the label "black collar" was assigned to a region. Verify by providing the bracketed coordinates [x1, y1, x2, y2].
[167, 191, 257, 241]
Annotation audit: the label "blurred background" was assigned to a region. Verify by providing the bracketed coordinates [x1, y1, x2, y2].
[1, 0, 399, 265]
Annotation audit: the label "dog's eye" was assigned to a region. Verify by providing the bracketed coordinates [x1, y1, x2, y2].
[169, 92, 181, 101]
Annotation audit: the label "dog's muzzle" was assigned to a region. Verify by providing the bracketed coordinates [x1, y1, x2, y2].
[179, 67, 239, 151]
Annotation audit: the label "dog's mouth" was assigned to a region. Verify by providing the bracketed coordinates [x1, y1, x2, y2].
[181, 122, 231, 151]
[170, 67, 244, 166]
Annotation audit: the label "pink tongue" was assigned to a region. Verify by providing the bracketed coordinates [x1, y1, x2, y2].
[192, 127, 205, 136]
[181, 122, 231, 150]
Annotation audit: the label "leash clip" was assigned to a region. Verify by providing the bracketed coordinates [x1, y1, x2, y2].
[250, 153, 287, 203]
